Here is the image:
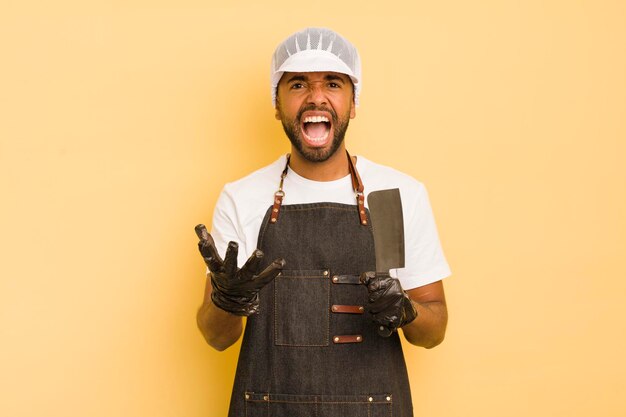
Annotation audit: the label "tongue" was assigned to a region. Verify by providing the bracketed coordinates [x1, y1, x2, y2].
[304, 122, 328, 138]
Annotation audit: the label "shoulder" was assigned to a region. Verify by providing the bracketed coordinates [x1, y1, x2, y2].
[214, 155, 287, 231]
[221, 155, 287, 204]
[357, 156, 426, 199]
[212, 155, 287, 258]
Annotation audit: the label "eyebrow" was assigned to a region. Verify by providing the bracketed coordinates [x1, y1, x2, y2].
[284, 75, 307, 83]
[324, 74, 346, 83]
[284, 74, 348, 84]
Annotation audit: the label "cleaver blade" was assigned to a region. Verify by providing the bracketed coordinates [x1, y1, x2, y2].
[366, 188, 405, 337]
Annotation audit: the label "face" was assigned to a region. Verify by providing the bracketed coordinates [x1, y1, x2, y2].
[275, 71, 356, 163]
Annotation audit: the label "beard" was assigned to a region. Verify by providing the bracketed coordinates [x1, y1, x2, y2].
[278, 104, 351, 163]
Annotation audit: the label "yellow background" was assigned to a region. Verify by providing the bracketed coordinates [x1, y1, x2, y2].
[1, 1, 625, 416]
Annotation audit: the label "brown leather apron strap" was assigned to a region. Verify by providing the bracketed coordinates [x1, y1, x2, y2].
[331, 274, 361, 284]
[346, 150, 368, 226]
[270, 154, 290, 224]
[332, 334, 363, 344]
[271, 151, 367, 226]
[331, 304, 365, 314]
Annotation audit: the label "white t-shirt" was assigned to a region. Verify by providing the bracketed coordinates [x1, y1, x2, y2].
[210, 154, 451, 290]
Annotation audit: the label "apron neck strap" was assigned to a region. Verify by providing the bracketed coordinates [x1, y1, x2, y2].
[270, 151, 368, 226]
[346, 150, 368, 226]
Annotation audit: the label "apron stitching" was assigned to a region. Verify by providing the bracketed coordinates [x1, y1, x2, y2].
[251, 399, 391, 404]
[281, 205, 359, 212]
[326, 272, 330, 344]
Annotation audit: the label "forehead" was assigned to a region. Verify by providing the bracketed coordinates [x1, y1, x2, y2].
[279, 71, 352, 85]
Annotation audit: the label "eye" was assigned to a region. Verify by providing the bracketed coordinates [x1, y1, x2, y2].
[328, 82, 341, 88]
[290, 83, 304, 90]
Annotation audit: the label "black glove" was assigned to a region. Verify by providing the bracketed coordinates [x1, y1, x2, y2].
[360, 271, 418, 336]
[195, 224, 285, 316]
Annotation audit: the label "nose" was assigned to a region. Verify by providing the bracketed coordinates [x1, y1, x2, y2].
[306, 82, 327, 106]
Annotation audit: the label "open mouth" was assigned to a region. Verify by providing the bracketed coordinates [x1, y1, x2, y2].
[301, 115, 331, 146]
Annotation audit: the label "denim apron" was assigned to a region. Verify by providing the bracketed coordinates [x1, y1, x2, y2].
[227, 154, 413, 417]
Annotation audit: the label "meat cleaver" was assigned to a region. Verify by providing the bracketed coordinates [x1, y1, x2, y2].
[366, 188, 405, 337]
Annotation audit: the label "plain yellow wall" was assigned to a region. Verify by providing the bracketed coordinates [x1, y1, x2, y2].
[1, 1, 625, 416]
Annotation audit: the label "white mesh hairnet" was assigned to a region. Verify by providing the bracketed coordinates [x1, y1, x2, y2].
[271, 27, 361, 107]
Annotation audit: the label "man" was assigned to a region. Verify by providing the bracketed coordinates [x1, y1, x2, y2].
[195, 27, 450, 417]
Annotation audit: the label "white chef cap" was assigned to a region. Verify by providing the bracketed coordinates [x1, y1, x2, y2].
[271, 27, 361, 107]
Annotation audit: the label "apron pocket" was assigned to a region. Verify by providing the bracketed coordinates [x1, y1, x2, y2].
[274, 269, 330, 346]
[245, 392, 393, 417]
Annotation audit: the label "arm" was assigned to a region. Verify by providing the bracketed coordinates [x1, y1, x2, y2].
[401, 280, 448, 349]
[196, 278, 243, 351]
[194, 224, 284, 352]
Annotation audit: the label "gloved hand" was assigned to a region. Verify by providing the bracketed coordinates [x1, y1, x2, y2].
[195, 224, 285, 316]
[360, 272, 418, 336]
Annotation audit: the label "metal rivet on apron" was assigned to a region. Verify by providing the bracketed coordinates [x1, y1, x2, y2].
[356, 336, 362, 342]
[245, 394, 250, 400]
[379, 325, 385, 332]
[271, 218, 277, 223]
[332, 276, 338, 283]
[323, 270, 329, 276]
[263, 395, 269, 401]
[386, 396, 391, 401]
[362, 220, 368, 225]
[334, 336, 340, 342]
[272, 208, 278, 213]
[358, 306, 364, 312]
[360, 209, 365, 214]
[368, 396, 373, 402]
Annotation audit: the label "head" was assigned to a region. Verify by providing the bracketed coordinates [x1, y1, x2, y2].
[271, 28, 361, 163]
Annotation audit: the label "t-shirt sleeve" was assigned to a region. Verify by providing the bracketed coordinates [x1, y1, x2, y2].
[393, 182, 451, 289]
[209, 187, 250, 268]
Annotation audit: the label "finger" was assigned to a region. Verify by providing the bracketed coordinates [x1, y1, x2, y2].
[197, 240, 222, 266]
[254, 258, 286, 287]
[362, 275, 389, 301]
[195, 227, 223, 266]
[369, 291, 399, 312]
[372, 311, 401, 329]
[359, 271, 376, 286]
[204, 256, 222, 273]
[194, 224, 210, 240]
[223, 241, 239, 277]
[238, 249, 264, 281]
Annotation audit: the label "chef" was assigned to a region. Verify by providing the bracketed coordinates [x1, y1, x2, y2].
[195, 27, 451, 417]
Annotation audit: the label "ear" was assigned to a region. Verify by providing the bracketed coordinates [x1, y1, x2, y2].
[350, 84, 357, 119]
[274, 96, 281, 120]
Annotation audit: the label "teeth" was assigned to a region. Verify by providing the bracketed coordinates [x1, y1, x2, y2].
[304, 131, 330, 143]
[303, 115, 330, 123]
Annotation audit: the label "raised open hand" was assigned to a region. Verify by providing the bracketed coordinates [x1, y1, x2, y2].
[195, 224, 285, 316]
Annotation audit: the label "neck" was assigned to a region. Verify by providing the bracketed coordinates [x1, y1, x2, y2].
[288, 145, 352, 181]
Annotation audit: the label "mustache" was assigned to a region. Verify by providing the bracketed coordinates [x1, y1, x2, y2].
[296, 104, 337, 123]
